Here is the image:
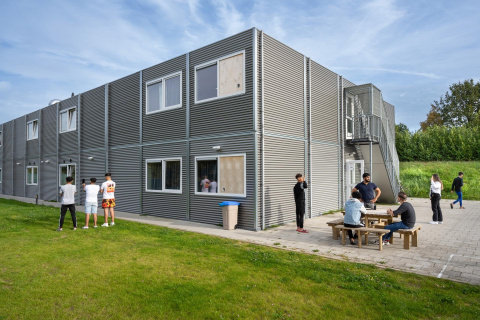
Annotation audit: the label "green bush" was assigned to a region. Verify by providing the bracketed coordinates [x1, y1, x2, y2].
[396, 126, 480, 161]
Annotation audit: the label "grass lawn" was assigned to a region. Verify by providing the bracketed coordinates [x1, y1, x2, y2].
[1, 199, 479, 319]
[400, 161, 480, 201]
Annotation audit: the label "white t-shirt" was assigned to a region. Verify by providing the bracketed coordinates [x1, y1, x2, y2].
[101, 180, 116, 199]
[60, 184, 77, 205]
[84, 184, 100, 204]
[209, 181, 217, 193]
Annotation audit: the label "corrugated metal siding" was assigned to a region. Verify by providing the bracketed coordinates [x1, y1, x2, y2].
[14, 117, 26, 160]
[41, 105, 57, 157]
[143, 56, 186, 143]
[142, 142, 187, 220]
[256, 31, 263, 229]
[109, 73, 140, 146]
[26, 110, 40, 158]
[78, 152, 106, 206]
[3, 160, 13, 195]
[189, 29, 253, 138]
[343, 78, 356, 88]
[263, 34, 304, 138]
[109, 146, 141, 214]
[311, 143, 339, 216]
[13, 159, 25, 197]
[59, 96, 79, 153]
[310, 61, 338, 143]
[263, 136, 304, 227]
[189, 135, 255, 230]
[40, 159, 58, 201]
[81, 86, 105, 149]
[2, 121, 13, 160]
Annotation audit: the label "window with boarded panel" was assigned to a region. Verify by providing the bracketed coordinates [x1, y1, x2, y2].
[219, 155, 244, 195]
[219, 53, 244, 97]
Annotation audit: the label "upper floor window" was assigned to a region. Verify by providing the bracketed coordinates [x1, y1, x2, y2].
[26, 166, 38, 185]
[346, 96, 354, 139]
[145, 158, 182, 193]
[0, 131, 2, 147]
[60, 107, 77, 133]
[27, 120, 38, 140]
[146, 72, 182, 114]
[195, 51, 245, 103]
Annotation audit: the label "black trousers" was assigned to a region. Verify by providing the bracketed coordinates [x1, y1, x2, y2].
[295, 201, 305, 228]
[431, 193, 443, 222]
[60, 204, 77, 228]
[344, 223, 364, 239]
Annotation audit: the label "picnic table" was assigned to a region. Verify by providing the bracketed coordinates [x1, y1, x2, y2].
[363, 212, 393, 227]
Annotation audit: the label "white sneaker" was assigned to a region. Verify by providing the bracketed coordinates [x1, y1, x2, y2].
[438, 221, 444, 224]
[82, 226, 89, 229]
[56, 227, 63, 231]
[429, 221, 438, 224]
[101, 223, 109, 227]
[110, 222, 115, 226]
[93, 225, 98, 228]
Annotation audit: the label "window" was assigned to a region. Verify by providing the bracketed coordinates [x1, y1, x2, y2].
[0, 131, 2, 147]
[195, 154, 245, 197]
[59, 164, 76, 186]
[195, 51, 245, 103]
[145, 158, 182, 193]
[60, 107, 77, 132]
[0, 168, 2, 183]
[27, 120, 38, 140]
[146, 72, 182, 114]
[346, 96, 354, 139]
[26, 166, 38, 185]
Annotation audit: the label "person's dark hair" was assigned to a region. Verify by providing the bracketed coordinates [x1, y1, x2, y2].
[398, 191, 407, 201]
[362, 173, 370, 178]
[65, 176, 73, 183]
[459, 172, 463, 176]
[351, 191, 362, 199]
[295, 173, 303, 179]
[105, 173, 111, 177]
[90, 177, 97, 183]
[432, 173, 444, 190]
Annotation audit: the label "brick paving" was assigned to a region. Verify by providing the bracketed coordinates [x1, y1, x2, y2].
[2, 195, 479, 285]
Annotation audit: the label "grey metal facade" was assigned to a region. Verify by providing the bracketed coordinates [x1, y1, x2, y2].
[0, 27, 399, 230]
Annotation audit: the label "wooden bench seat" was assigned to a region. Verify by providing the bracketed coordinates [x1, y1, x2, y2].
[326, 218, 344, 240]
[397, 225, 421, 250]
[335, 225, 390, 251]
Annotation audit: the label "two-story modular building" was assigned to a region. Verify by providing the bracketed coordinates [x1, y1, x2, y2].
[0, 28, 400, 230]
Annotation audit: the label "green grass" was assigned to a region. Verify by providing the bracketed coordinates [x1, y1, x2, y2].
[1, 199, 479, 319]
[400, 161, 480, 200]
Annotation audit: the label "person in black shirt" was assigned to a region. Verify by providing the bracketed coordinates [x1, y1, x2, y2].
[294, 173, 308, 233]
[352, 173, 381, 210]
[450, 172, 465, 209]
[373, 192, 415, 245]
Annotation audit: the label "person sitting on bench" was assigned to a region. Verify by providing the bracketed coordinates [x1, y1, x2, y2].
[374, 191, 416, 245]
[344, 191, 366, 245]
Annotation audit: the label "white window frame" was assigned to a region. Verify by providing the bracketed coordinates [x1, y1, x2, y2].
[59, 164, 76, 186]
[194, 50, 246, 104]
[145, 71, 182, 114]
[145, 158, 182, 193]
[346, 95, 354, 139]
[26, 166, 38, 185]
[59, 107, 77, 133]
[27, 119, 39, 141]
[194, 153, 246, 198]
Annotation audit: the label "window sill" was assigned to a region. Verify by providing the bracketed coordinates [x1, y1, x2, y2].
[145, 189, 182, 194]
[59, 129, 77, 134]
[194, 91, 246, 105]
[194, 192, 246, 198]
[145, 105, 182, 115]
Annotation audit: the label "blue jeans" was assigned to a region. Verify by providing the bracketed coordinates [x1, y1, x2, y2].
[382, 221, 410, 241]
[453, 191, 462, 207]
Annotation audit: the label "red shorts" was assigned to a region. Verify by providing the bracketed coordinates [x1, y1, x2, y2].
[102, 199, 116, 208]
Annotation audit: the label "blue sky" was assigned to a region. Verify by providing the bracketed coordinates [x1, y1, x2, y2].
[0, 0, 479, 131]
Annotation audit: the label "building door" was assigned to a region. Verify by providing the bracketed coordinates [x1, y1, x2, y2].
[346, 160, 364, 198]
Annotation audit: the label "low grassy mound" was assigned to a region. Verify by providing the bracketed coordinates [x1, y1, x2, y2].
[0, 199, 479, 319]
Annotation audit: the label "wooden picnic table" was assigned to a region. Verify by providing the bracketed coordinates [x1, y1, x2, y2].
[363, 212, 393, 227]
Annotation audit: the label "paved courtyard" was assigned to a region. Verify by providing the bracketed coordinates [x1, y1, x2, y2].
[3, 195, 479, 285]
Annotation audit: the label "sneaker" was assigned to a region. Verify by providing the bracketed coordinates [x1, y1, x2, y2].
[429, 221, 438, 224]
[93, 225, 98, 228]
[101, 223, 109, 227]
[56, 227, 63, 231]
[73, 227, 77, 231]
[450, 203, 453, 209]
[82, 226, 89, 229]
[372, 240, 381, 245]
[383, 240, 390, 246]
[110, 222, 115, 226]
[350, 239, 356, 245]
[438, 221, 444, 224]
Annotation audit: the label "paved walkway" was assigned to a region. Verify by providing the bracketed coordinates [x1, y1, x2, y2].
[2, 195, 479, 285]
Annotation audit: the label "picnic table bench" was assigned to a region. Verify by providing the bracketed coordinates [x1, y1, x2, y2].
[326, 218, 344, 240]
[335, 225, 390, 251]
[397, 225, 421, 249]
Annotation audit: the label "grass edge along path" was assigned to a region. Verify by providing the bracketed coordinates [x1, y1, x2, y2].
[0, 199, 479, 319]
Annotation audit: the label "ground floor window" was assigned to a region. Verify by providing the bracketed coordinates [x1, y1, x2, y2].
[59, 164, 75, 185]
[195, 154, 245, 197]
[26, 166, 38, 185]
[145, 158, 182, 193]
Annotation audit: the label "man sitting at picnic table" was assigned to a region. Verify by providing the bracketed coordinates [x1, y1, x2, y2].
[344, 191, 367, 245]
[373, 191, 416, 246]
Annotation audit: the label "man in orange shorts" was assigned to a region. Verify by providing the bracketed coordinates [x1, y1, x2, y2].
[100, 173, 116, 227]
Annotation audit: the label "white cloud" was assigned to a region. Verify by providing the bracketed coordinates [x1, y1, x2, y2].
[0, 81, 11, 91]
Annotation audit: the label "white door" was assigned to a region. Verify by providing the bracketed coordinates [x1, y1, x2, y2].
[346, 160, 364, 199]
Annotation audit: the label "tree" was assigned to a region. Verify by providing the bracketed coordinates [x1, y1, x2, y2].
[420, 79, 480, 129]
[395, 123, 410, 134]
